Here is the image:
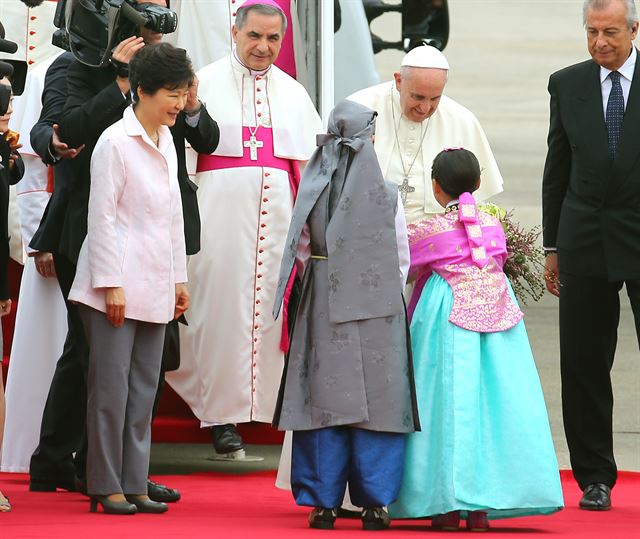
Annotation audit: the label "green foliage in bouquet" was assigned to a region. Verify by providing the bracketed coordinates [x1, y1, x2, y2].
[479, 203, 545, 304]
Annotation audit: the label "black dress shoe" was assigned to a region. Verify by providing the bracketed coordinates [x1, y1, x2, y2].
[362, 507, 391, 531]
[147, 479, 180, 503]
[579, 483, 611, 511]
[309, 507, 337, 530]
[125, 495, 168, 514]
[30, 477, 77, 492]
[211, 424, 244, 454]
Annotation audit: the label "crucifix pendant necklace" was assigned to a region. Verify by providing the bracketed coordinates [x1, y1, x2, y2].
[232, 59, 270, 161]
[390, 86, 430, 205]
[244, 126, 263, 161]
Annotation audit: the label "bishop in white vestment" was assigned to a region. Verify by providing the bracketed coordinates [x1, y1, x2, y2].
[165, 1, 322, 438]
[348, 45, 503, 223]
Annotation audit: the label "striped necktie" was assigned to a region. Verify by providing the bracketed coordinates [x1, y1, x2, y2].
[606, 70, 624, 159]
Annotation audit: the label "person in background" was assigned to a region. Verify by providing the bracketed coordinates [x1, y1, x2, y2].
[0, 76, 25, 513]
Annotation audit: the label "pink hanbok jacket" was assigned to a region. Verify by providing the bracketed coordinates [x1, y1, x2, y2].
[407, 193, 522, 333]
[69, 106, 188, 324]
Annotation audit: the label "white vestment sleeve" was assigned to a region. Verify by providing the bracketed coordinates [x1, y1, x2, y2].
[396, 193, 410, 288]
[16, 155, 51, 254]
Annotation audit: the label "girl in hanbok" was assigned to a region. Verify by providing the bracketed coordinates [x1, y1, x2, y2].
[389, 148, 564, 531]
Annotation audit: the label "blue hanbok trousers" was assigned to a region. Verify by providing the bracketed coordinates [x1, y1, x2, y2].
[291, 426, 405, 509]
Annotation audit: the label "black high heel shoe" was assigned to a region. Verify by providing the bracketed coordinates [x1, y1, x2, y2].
[89, 495, 137, 515]
[125, 495, 168, 514]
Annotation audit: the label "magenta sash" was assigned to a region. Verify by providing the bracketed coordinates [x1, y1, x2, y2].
[196, 126, 301, 353]
[197, 127, 299, 198]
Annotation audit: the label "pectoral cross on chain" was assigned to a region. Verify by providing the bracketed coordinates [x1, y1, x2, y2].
[244, 135, 264, 161]
[399, 176, 415, 205]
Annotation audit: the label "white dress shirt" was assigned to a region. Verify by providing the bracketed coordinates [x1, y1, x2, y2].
[600, 46, 637, 114]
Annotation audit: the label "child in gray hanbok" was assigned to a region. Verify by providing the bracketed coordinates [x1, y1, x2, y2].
[273, 100, 420, 531]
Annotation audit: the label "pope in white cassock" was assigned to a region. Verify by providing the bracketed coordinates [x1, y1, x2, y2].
[165, 0, 323, 456]
[348, 45, 503, 222]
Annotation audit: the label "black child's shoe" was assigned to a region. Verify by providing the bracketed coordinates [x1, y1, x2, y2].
[309, 507, 338, 529]
[362, 507, 391, 531]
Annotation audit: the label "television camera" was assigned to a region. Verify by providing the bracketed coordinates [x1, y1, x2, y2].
[52, 0, 177, 67]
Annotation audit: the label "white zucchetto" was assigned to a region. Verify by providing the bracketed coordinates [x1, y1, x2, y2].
[401, 45, 450, 70]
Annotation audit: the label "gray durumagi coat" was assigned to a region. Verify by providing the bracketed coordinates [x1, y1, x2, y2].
[272, 100, 419, 433]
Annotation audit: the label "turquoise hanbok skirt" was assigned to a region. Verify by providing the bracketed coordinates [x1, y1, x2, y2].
[389, 273, 564, 520]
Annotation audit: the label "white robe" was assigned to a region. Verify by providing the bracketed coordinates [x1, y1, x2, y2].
[165, 55, 322, 425]
[348, 81, 504, 222]
[1, 54, 68, 472]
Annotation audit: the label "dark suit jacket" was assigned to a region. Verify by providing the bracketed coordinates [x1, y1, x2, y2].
[542, 52, 640, 281]
[30, 52, 76, 256]
[31, 58, 219, 262]
[0, 137, 24, 299]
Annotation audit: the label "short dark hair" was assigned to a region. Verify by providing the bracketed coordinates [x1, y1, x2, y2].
[129, 43, 194, 102]
[431, 148, 481, 198]
[236, 4, 287, 34]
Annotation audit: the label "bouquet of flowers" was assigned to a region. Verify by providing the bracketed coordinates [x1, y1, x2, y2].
[480, 203, 545, 304]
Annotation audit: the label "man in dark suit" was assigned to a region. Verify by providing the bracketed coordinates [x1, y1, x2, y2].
[28, 2, 219, 500]
[542, 0, 640, 512]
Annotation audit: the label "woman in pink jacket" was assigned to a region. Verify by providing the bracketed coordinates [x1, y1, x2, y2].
[69, 44, 191, 515]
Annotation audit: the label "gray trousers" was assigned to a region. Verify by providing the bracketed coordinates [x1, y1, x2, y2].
[79, 305, 165, 496]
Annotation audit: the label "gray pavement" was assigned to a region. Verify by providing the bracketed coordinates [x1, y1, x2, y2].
[150, 0, 638, 475]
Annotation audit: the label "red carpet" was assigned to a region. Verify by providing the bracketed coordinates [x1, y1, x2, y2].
[0, 470, 638, 538]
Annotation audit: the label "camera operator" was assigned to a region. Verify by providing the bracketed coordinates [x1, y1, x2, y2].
[28, 0, 219, 503]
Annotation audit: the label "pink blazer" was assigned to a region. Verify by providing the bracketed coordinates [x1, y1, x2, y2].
[69, 106, 187, 324]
